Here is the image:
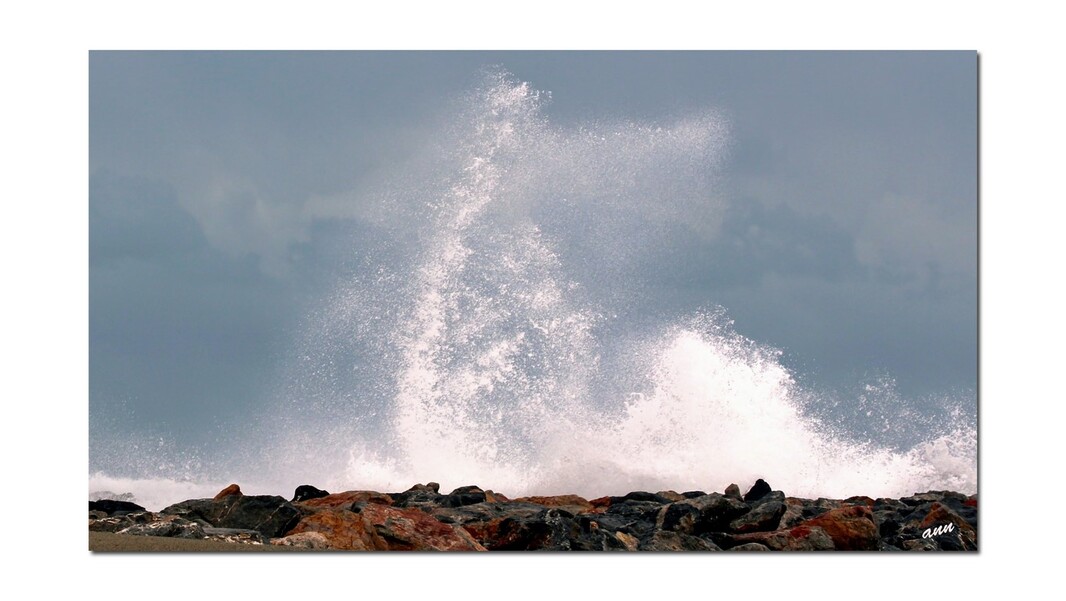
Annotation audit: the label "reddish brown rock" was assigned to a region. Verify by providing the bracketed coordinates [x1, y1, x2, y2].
[213, 484, 242, 500]
[514, 494, 593, 514]
[844, 496, 875, 507]
[359, 504, 486, 551]
[920, 502, 977, 548]
[799, 505, 879, 550]
[298, 490, 394, 510]
[283, 509, 382, 550]
[727, 525, 835, 551]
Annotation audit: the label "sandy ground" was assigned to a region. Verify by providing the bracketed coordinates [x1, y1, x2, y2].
[89, 532, 321, 552]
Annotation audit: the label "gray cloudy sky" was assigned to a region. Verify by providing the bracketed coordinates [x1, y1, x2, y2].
[89, 51, 976, 448]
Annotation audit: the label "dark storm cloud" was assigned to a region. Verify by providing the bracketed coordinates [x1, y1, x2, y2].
[89, 51, 976, 444]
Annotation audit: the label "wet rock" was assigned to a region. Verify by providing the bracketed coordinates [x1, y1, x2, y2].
[743, 479, 772, 502]
[213, 484, 242, 500]
[658, 493, 749, 535]
[799, 505, 879, 550]
[729, 500, 786, 533]
[292, 485, 330, 503]
[360, 503, 486, 551]
[89, 499, 146, 516]
[724, 484, 742, 500]
[483, 508, 577, 551]
[161, 495, 300, 538]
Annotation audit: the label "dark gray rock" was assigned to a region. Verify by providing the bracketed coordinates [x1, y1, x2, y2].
[89, 499, 146, 516]
[292, 485, 329, 503]
[658, 493, 749, 535]
[743, 479, 772, 502]
[161, 495, 300, 538]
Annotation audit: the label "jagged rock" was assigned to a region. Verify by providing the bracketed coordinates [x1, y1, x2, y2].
[292, 485, 330, 503]
[481, 508, 577, 551]
[681, 490, 708, 499]
[743, 479, 772, 502]
[390, 483, 445, 508]
[799, 505, 879, 550]
[514, 495, 594, 515]
[639, 530, 720, 551]
[89, 499, 146, 516]
[442, 485, 487, 507]
[161, 495, 300, 538]
[359, 503, 486, 551]
[658, 493, 749, 535]
[121, 516, 206, 539]
[729, 500, 786, 533]
[724, 484, 742, 499]
[297, 490, 393, 510]
[917, 502, 977, 551]
[213, 484, 242, 500]
[282, 509, 382, 550]
[844, 495, 875, 506]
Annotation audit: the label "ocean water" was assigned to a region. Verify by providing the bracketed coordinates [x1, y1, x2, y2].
[90, 70, 976, 510]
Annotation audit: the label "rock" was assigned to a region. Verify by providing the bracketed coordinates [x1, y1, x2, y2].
[639, 530, 720, 551]
[681, 490, 708, 499]
[213, 484, 242, 500]
[844, 495, 875, 506]
[613, 531, 639, 551]
[917, 502, 977, 551]
[161, 495, 300, 538]
[297, 490, 393, 510]
[89, 510, 108, 520]
[89, 499, 146, 516]
[283, 509, 382, 550]
[722, 525, 835, 551]
[514, 495, 594, 515]
[360, 503, 486, 551]
[202, 527, 265, 544]
[656, 491, 686, 502]
[121, 516, 206, 539]
[743, 479, 772, 502]
[724, 484, 742, 499]
[271, 531, 331, 549]
[729, 542, 770, 551]
[729, 500, 786, 533]
[658, 493, 749, 535]
[292, 485, 330, 503]
[442, 485, 487, 507]
[481, 508, 577, 551]
[799, 505, 879, 550]
[610, 491, 673, 504]
[390, 483, 445, 508]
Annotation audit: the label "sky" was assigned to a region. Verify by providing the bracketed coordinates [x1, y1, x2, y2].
[89, 51, 976, 451]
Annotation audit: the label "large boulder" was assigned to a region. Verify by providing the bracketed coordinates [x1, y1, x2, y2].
[297, 490, 393, 510]
[513, 494, 594, 515]
[743, 479, 772, 502]
[292, 485, 330, 503]
[359, 503, 486, 551]
[657, 493, 749, 535]
[798, 505, 879, 550]
[161, 495, 300, 538]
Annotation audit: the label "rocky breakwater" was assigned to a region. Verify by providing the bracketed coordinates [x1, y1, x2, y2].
[88, 479, 977, 551]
